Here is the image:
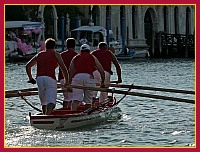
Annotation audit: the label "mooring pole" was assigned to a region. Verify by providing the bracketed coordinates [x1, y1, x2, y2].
[121, 16, 126, 54]
[61, 16, 65, 51]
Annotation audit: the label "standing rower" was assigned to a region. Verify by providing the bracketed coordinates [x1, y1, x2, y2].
[58, 38, 78, 108]
[26, 38, 69, 115]
[91, 42, 122, 102]
[69, 44, 105, 111]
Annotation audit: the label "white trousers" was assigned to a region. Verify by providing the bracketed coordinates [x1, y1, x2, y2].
[60, 79, 73, 102]
[36, 76, 57, 106]
[71, 73, 95, 104]
[93, 70, 111, 102]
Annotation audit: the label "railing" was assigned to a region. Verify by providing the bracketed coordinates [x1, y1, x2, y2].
[154, 32, 194, 58]
[160, 33, 194, 47]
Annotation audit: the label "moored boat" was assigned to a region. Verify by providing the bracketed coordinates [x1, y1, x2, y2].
[115, 48, 150, 60]
[6, 52, 37, 62]
[116, 54, 134, 60]
[5, 21, 45, 62]
[29, 96, 117, 130]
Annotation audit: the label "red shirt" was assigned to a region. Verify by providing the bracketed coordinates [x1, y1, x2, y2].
[74, 52, 95, 76]
[58, 49, 78, 81]
[91, 48, 113, 74]
[36, 50, 58, 80]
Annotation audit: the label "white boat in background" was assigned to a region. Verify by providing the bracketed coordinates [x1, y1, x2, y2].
[5, 21, 45, 61]
[116, 54, 134, 60]
[69, 25, 121, 53]
[115, 48, 150, 60]
[57, 24, 150, 60]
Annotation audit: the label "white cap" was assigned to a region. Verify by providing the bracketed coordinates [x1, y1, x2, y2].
[80, 44, 90, 51]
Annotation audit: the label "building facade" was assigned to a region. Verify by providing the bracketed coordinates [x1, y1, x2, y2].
[38, 5, 195, 57]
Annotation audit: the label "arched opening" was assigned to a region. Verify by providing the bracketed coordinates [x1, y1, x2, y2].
[106, 5, 111, 29]
[43, 6, 55, 39]
[144, 9, 153, 56]
[174, 6, 179, 34]
[164, 6, 167, 33]
[186, 7, 190, 35]
[38, 5, 58, 40]
[92, 6, 100, 26]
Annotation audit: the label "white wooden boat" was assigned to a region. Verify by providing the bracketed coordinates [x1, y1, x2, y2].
[115, 48, 149, 60]
[68, 25, 121, 53]
[29, 96, 117, 130]
[116, 54, 134, 60]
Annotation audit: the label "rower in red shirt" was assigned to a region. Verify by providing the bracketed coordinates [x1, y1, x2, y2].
[58, 38, 78, 108]
[26, 38, 69, 115]
[69, 44, 105, 111]
[91, 42, 122, 103]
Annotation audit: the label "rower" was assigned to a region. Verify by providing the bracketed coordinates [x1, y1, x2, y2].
[69, 44, 105, 111]
[26, 38, 69, 115]
[58, 38, 78, 109]
[91, 42, 122, 103]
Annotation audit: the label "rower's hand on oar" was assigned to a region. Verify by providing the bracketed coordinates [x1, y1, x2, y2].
[63, 82, 68, 88]
[100, 82, 105, 88]
[63, 82, 72, 92]
[27, 78, 36, 84]
[117, 79, 122, 84]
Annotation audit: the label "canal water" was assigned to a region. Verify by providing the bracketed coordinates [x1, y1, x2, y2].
[5, 58, 195, 147]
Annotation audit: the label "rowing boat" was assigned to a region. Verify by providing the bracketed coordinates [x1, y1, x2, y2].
[29, 96, 117, 130]
[7, 83, 193, 130]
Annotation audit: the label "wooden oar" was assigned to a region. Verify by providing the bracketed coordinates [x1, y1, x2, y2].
[5, 89, 65, 98]
[6, 84, 63, 94]
[7, 81, 194, 95]
[6, 85, 194, 103]
[6, 87, 38, 94]
[104, 83, 195, 95]
[64, 85, 194, 104]
[18, 91, 42, 112]
[5, 91, 38, 98]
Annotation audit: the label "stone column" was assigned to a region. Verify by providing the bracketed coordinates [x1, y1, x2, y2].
[110, 6, 119, 40]
[66, 14, 70, 38]
[137, 6, 143, 39]
[100, 6, 106, 27]
[37, 6, 45, 41]
[168, 6, 174, 34]
[158, 6, 164, 32]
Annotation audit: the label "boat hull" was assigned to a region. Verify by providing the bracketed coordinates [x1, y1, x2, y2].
[29, 97, 116, 130]
[7, 54, 36, 62]
[30, 108, 113, 130]
[116, 54, 134, 60]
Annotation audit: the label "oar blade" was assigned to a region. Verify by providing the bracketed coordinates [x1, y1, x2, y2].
[5, 91, 38, 98]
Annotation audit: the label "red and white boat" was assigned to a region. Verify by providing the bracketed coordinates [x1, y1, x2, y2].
[29, 96, 117, 130]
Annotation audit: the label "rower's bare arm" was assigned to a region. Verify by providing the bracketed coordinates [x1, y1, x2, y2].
[55, 52, 69, 84]
[93, 56, 105, 85]
[69, 57, 76, 84]
[111, 53, 122, 83]
[25, 55, 37, 80]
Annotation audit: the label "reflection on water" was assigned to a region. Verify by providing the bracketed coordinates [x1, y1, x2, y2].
[5, 58, 195, 147]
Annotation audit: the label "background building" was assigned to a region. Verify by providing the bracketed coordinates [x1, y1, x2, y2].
[5, 5, 195, 58]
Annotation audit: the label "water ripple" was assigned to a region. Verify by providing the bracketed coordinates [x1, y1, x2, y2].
[5, 59, 195, 147]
